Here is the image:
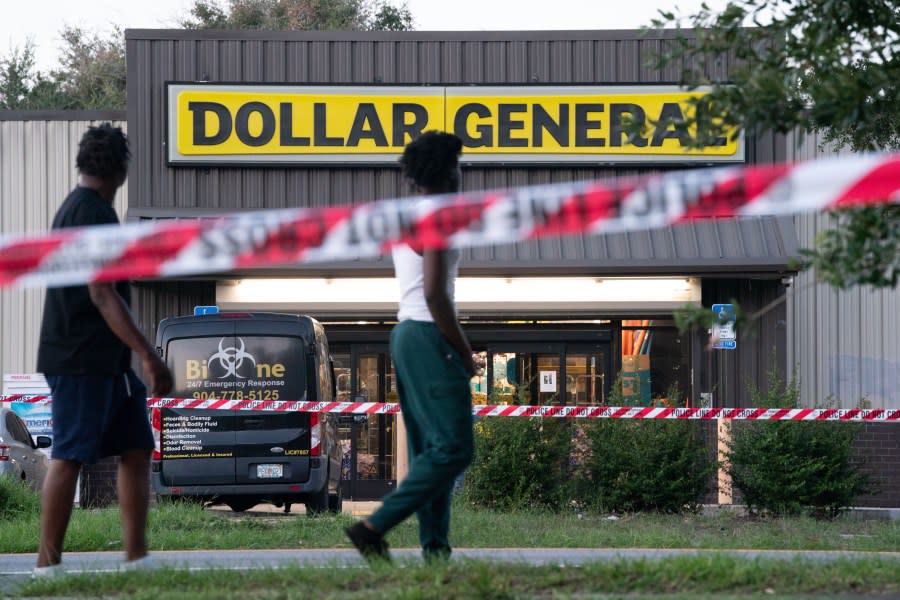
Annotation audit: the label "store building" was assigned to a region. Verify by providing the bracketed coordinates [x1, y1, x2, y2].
[123, 28, 797, 500]
[2, 30, 896, 507]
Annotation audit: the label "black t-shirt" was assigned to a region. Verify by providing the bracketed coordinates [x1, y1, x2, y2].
[36, 187, 132, 375]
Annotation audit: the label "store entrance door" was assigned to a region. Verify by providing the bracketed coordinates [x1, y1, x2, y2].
[334, 346, 397, 500]
[485, 343, 610, 406]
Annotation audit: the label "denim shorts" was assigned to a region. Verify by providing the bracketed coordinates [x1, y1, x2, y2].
[46, 369, 154, 464]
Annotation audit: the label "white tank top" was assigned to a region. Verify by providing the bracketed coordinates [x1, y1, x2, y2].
[392, 244, 460, 322]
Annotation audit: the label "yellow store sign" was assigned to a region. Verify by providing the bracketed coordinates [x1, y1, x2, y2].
[166, 84, 743, 165]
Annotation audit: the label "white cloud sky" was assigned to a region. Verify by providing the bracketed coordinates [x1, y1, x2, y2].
[0, 0, 728, 72]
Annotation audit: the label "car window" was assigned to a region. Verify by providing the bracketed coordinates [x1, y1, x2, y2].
[4, 412, 35, 447]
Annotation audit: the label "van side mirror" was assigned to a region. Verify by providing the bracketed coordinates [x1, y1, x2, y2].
[36, 436, 52, 449]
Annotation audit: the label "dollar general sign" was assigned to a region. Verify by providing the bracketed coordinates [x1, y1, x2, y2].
[167, 84, 744, 165]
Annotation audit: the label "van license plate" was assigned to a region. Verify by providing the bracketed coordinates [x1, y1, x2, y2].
[257, 464, 283, 478]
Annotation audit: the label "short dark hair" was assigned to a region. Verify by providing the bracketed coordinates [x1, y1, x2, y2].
[76, 123, 130, 180]
[399, 131, 462, 191]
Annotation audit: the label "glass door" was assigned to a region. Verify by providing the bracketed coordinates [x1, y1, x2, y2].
[486, 344, 564, 405]
[485, 343, 610, 406]
[335, 346, 397, 500]
[565, 350, 609, 405]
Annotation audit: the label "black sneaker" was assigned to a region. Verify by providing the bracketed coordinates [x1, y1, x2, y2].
[345, 522, 392, 563]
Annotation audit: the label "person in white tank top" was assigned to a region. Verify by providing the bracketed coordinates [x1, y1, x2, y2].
[345, 131, 475, 563]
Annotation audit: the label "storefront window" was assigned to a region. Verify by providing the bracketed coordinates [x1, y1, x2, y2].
[535, 355, 560, 404]
[333, 353, 352, 402]
[471, 351, 488, 404]
[566, 354, 606, 405]
[620, 320, 691, 406]
[490, 352, 518, 403]
[355, 355, 394, 480]
[486, 351, 563, 405]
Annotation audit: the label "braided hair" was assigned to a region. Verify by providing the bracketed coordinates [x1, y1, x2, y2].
[399, 131, 462, 193]
[76, 123, 130, 180]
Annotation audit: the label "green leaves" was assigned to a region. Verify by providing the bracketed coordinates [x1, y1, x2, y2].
[652, 0, 900, 329]
[650, 0, 900, 152]
[801, 206, 900, 288]
[727, 369, 869, 516]
[0, 27, 125, 110]
[180, 0, 414, 31]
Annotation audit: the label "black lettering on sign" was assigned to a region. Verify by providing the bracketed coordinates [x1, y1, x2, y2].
[453, 103, 492, 148]
[279, 103, 310, 146]
[347, 103, 388, 147]
[575, 104, 605, 147]
[609, 103, 648, 147]
[190, 102, 232, 146]
[314, 103, 343, 146]
[497, 103, 528, 147]
[651, 103, 689, 147]
[392, 103, 429, 146]
[533, 104, 569, 147]
[235, 102, 276, 147]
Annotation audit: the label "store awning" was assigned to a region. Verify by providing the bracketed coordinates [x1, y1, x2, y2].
[126, 208, 800, 279]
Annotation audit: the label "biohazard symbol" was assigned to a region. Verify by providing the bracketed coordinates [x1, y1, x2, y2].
[208, 337, 256, 379]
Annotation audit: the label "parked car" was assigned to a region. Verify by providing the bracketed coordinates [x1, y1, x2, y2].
[150, 311, 342, 515]
[0, 406, 51, 492]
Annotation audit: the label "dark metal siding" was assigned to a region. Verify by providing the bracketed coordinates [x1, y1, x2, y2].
[126, 30, 784, 214]
[126, 30, 792, 411]
[125, 208, 800, 278]
[700, 278, 787, 407]
[126, 29, 794, 277]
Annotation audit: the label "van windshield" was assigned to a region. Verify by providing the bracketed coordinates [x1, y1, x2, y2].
[167, 335, 306, 402]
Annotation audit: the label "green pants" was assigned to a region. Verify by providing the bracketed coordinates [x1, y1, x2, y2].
[368, 320, 474, 554]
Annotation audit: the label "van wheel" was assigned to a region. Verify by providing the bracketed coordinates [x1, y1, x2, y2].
[305, 483, 330, 516]
[328, 483, 343, 514]
[226, 498, 258, 513]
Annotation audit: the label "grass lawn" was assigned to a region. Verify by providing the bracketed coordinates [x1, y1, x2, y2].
[5, 480, 900, 598]
[1, 497, 900, 554]
[18, 555, 900, 599]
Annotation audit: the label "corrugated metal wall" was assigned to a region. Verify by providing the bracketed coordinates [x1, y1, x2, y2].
[124, 29, 792, 405]
[0, 116, 127, 377]
[786, 132, 900, 409]
[701, 278, 787, 406]
[126, 29, 785, 211]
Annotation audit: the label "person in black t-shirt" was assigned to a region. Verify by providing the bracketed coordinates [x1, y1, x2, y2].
[34, 124, 172, 576]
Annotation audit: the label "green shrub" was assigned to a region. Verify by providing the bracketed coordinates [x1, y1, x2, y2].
[726, 369, 869, 517]
[577, 419, 715, 513]
[463, 417, 571, 510]
[0, 476, 40, 520]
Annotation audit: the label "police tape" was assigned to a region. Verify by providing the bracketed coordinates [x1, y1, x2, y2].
[2, 395, 899, 421]
[1, 153, 899, 289]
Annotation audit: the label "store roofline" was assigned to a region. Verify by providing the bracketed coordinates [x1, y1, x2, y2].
[124, 28, 695, 42]
[0, 110, 126, 122]
[126, 208, 801, 277]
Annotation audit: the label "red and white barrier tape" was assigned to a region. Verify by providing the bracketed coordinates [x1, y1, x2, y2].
[2, 395, 898, 421]
[1, 154, 898, 289]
